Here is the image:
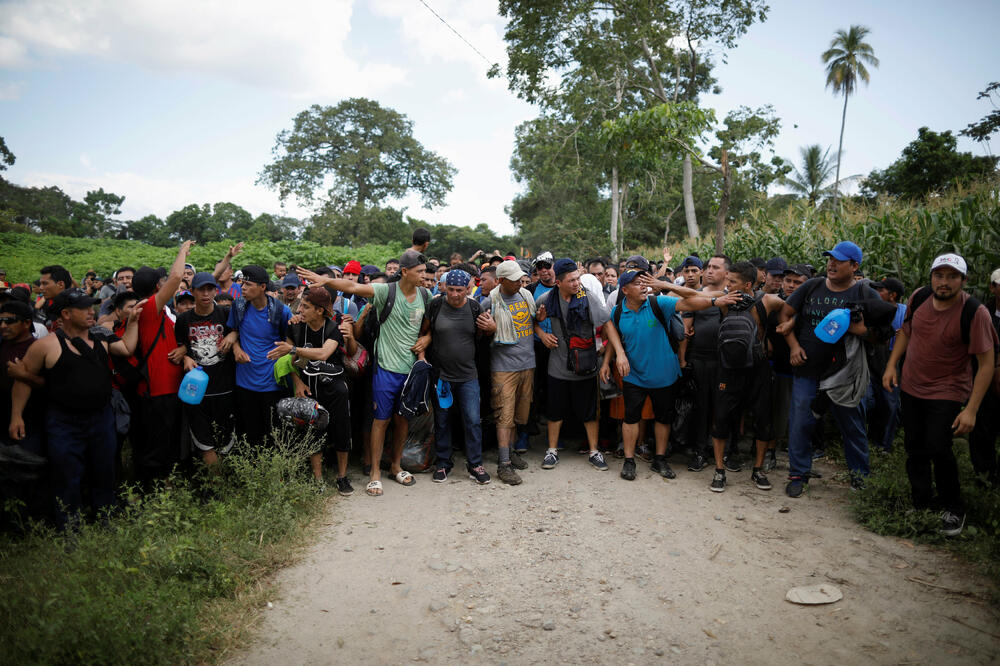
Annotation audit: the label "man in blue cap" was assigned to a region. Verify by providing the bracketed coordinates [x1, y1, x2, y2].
[777, 241, 880, 497]
[678, 256, 703, 290]
[534, 258, 611, 471]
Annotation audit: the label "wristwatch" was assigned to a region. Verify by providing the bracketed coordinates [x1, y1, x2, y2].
[711, 297, 717, 307]
[290, 345, 297, 356]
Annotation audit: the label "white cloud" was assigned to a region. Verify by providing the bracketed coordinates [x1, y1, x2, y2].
[0, 0, 406, 97]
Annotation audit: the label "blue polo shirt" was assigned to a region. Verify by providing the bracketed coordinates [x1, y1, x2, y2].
[614, 295, 681, 389]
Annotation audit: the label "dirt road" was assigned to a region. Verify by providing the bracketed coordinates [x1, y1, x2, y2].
[236, 450, 999, 665]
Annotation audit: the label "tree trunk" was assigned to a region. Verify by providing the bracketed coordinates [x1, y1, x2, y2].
[833, 92, 849, 210]
[618, 182, 628, 260]
[715, 149, 730, 255]
[610, 166, 620, 261]
[662, 201, 681, 245]
[683, 153, 698, 237]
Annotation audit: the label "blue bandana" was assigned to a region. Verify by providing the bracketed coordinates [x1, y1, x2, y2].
[445, 270, 471, 287]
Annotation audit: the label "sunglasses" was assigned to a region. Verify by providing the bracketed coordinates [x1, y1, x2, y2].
[0, 316, 23, 325]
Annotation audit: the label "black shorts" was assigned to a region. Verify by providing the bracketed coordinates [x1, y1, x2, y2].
[711, 359, 773, 440]
[622, 381, 678, 425]
[186, 392, 236, 454]
[316, 378, 352, 454]
[547, 376, 598, 423]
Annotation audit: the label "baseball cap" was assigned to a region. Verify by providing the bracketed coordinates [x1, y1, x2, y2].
[399, 250, 427, 269]
[241, 265, 270, 285]
[871, 277, 905, 298]
[50, 288, 97, 315]
[0, 301, 33, 321]
[553, 258, 577, 277]
[765, 257, 788, 275]
[823, 241, 863, 264]
[191, 272, 218, 289]
[533, 251, 554, 267]
[360, 264, 380, 276]
[783, 263, 811, 277]
[184, 263, 195, 272]
[930, 253, 968, 276]
[175, 290, 195, 303]
[281, 274, 301, 288]
[679, 255, 703, 270]
[618, 268, 648, 288]
[624, 255, 650, 272]
[496, 260, 526, 282]
[343, 260, 362, 275]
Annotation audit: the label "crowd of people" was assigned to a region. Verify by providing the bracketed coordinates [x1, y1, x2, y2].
[2, 228, 998, 538]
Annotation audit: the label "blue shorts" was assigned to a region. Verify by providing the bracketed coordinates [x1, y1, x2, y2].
[372, 365, 408, 421]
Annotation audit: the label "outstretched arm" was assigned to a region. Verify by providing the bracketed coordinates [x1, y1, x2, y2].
[296, 268, 375, 299]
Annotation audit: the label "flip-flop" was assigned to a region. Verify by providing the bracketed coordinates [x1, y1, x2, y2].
[393, 470, 416, 487]
[365, 480, 383, 496]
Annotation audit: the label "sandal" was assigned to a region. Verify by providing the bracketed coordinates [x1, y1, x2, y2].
[365, 480, 383, 496]
[393, 470, 416, 487]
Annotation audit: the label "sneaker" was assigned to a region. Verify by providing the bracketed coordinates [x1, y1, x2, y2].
[509, 451, 528, 470]
[850, 475, 866, 492]
[785, 477, 807, 498]
[513, 431, 530, 454]
[687, 454, 708, 472]
[497, 463, 522, 485]
[432, 468, 448, 483]
[763, 449, 777, 473]
[589, 451, 609, 471]
[939, 511, 965, 537]
[335, 476, 354, 496]
[723, 454, 743, 473]
[576, 443, 590, 455]
[812, 449, 827, 461]
[651, 458, 676, 479]
[710, 471, 726, 493]
[542, 450, 559, 469]
[636, 444, 653, 463]
[751, 469, 772, 490]
[620, 458, 637, 481]
[468, 465, 491, 485]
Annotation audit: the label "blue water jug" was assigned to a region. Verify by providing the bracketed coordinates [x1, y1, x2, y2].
[815, 308, 851, 343]
[178, 366, 209, 405]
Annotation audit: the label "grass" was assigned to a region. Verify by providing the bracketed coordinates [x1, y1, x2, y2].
[0, 425, 328, 665]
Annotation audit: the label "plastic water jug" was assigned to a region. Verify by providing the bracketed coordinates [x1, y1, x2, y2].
[815, 308, 851, 344]
[178, 366, 209, 405]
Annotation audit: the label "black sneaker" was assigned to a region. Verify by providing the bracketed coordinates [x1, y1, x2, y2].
[509, 451, 528, 470]
[651, 458, 676, 479]
[751, 468, 772, 490]
[724, 454, 743, 473]
[710, 471, 726, 493]
[613, 442, 625, 459]
[335, 476, 354, 496]
[621, 458, 637, 481]
[497, 463, 522, 485]
[850, 475, 866, 492]
[542, 450, 559, 469]
[589, 451, 609, 471]
[763, 449, 777, 473]
[468, 465, 491, 485]
[432, 468, 448, 483]
[939, 511, 965, 537]
[785, 477, 807, 498]
[687, 454, 708, 472]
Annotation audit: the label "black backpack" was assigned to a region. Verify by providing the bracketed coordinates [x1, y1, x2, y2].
[904, 286, 1000, 377]
[717, 295, 767, 369]
[613, 292, 684, 354]
[358, 283, 431, 352]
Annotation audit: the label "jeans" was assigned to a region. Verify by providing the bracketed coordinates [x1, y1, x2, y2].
[900, 392, 964, 514]
[969, 387, 999, 483]
[788, 375, 870, 478]
[434, 378, 483, 470]
[47, 404, 117, 527]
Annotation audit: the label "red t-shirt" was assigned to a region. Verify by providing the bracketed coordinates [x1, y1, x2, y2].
[901, 291, 997, 402]
[138, 303, 183, 397]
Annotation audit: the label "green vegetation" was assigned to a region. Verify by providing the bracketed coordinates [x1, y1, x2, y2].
[0, 430, 326, 664]
[0, 233, 404, 284]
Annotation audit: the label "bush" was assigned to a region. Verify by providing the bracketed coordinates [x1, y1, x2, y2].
[0, 233, 404, 285]
[0, 427, 325, 664]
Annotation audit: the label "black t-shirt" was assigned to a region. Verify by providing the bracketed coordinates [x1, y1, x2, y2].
[683, 288, 721, 359]
[175, 306, 235, 395]
[785, 278, 880, 377]
[766, 306, 793, 376]
[288, 319, 345, 396]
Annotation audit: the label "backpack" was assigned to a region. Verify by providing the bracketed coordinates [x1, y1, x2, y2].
[717, 295, 767, 369]
[612, 295, 683, 355]
[358, 283, 431, 353]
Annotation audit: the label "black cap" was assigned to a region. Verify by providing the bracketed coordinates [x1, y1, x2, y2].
[624, 255, 650, 272]
[0, 301, 33, 321]
[175, 290, 195, 303]
[241, 265, 270, 285]
[0, 286, 31, 304]
[765, 257, 788, 275]
[871, 277, 905, 298]
[783, 263, 811, 277]
[50, 288, 97, 315]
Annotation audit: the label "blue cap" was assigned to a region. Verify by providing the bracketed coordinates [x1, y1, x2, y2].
[360, 264, 380, 276]
[281, 274, 301, 288]
[191, 272, 218, 289]
[553, 258, 577, 277]
[823, 241, 863, 265]
[765, 257, 788, 275]
[679, 255, 703, 270]
[618, 268, 648, 288]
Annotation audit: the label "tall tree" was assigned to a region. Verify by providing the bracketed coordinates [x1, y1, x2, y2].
[822, 25, 879, 209]
[258, 99, 456, 215]
[781, 145, 839, 206]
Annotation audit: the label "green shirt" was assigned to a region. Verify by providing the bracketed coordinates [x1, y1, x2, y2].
[370, 282, 426, 375]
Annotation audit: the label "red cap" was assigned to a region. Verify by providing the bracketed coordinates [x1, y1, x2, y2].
[343, 260, 362, 275]
[504, 255, 516, 261]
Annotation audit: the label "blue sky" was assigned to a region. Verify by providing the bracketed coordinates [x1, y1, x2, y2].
[1, 0, 997, 237]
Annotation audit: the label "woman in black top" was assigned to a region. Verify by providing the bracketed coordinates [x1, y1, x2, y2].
[284, 287, 355, 495]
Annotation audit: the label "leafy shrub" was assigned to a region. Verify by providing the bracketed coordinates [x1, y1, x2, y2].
[0, 428, 325, 664]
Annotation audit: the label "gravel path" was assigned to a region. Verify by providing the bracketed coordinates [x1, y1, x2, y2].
[235, 448, 999, 665]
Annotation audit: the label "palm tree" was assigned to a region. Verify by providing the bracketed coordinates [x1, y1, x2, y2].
[782, 145, 838, 206]
[822, 25, 879, 208]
